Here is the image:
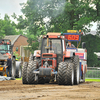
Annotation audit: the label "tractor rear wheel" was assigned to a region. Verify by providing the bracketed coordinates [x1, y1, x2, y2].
[66, 63, 74, 85]
[27, 60, 38, 84]
[73, 55, 80, 85]
[83, 66, 86, 82]
[22, 62, 28, 84]
[15, 61, 22, 78]
[57, 62, 74, 85]
[57, 62, 65, 85]
[29, 54, 34, 61]
[65, 58, 72, 63]
[12, 58, 16, 78]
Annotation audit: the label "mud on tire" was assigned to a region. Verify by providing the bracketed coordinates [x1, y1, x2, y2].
[22, 62, 28, 84]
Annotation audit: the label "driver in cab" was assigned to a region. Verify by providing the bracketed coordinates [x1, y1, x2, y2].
[67, 41, 75, 48]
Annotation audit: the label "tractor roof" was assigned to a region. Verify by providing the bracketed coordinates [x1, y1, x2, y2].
[47, 32, 61, 36]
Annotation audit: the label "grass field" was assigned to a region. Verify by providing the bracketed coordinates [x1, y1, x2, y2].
[16, 78, 100, 82]
[85, 79, 100, 82]
[16, 77, 22, 80]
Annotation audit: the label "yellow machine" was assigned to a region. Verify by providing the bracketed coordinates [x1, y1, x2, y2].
[0, 39, 22, 78]
[0, 39, 11, 76]
[0, 64, 7, 76]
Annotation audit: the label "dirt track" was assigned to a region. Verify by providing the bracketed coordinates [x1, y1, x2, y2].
[0, 80, 100, 100]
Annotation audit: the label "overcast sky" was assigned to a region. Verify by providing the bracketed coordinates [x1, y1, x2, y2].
[0, 0, 27, 19]
[0, 0, 97, 31]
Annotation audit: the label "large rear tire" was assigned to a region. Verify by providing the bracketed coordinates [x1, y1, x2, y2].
[57, 62, 65, 85]
[12, 58, 16, 78]
[57, 62, 74, 85]
[22, 62, 28, 84]
[15, 61, 22, 78]
[27, 60, 39, 84]
[29, 54, 34, 61]
[83, 66, 86, 82]
[73, 55, 80, 85]
[66, 63, 74, 85]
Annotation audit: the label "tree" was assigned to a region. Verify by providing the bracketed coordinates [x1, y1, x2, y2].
[0, 14, 23, 37]
[12, 0, 49, 52]
[14, 0, 100, 63]
[0, 19, 5, 39]
[81, 34, 100, 67]
[14, 0, 93, 52]
[3, 14, 18, 35]
[96, 22, 100, 36]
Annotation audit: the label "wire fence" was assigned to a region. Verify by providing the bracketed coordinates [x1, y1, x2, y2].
[86, 67, 100, 79]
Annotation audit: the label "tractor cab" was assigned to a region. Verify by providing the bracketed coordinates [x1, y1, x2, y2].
[41, 33, 64, 70]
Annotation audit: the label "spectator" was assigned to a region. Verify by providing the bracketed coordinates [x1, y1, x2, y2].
[5, 55, 12, 77]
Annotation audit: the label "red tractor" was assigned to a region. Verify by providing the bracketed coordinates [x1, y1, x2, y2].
[22, 31, 87, 85]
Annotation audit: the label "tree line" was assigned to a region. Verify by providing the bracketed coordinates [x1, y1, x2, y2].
[0, 0, 100, 67]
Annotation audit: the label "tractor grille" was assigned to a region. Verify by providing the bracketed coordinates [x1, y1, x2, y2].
[43, 61, 52, 66]
[43, 54, 52, 57]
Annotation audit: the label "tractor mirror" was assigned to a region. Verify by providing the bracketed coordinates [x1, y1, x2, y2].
[82, 42, 86, 48]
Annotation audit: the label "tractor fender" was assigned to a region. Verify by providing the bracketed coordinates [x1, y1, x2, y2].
[65, 51, 75, 58]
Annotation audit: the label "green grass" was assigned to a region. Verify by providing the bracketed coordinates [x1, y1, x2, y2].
[16, 77, 22, 80]
[15, 77, 100, 82]
[85, 79, 100, 82]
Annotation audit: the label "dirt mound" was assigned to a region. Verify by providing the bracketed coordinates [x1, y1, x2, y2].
[0, 80, 100, 100]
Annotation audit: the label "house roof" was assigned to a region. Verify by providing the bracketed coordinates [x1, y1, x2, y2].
[4, 35, 27, 45]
